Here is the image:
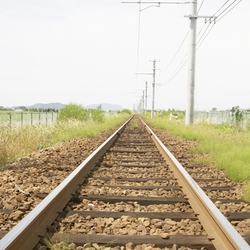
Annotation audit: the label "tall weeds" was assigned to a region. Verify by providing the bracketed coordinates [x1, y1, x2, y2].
[0, 126, 51, 167]
[146, 117, 250, 199]
[0, 113, 130, 168]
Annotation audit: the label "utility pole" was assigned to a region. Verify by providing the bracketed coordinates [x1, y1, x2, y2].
[185, 0, 197, 125]
[142, 90, 145, 113]
[184, 2, 217, 125]
[151, 59, 157, 119]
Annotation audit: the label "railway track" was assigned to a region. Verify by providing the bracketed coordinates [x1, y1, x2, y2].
[1, 116, 250, 250]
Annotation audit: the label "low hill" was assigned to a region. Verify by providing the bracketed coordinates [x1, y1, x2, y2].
[27, 102, 66, 110]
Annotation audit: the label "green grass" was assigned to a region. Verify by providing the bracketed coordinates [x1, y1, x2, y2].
[145, 116, 250, 201]
[130, 120, 139, 129]
[49, 114, 130, 144]
[0, 113, 130, 168]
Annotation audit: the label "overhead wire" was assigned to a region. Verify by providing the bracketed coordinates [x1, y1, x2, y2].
[196, 22, 213, 48]
[161, 54, 188, 85]
[158, 0, 206, 85]
[197, 0, 242, 47]
[136, 0, 142, 81]
[161, 21, 214, 86]
[155, 2, 189, 85]
[197, 0, 205, 14]
[135, 0, 142, 108]
[211, 0, 231, 18]
[160, 0, 243, 86]
[138, 0, 243, 90]
[134, 0, 189, 80]
[216, 0, 242, 23]
[197, 0, 241, 47]
[161, 29, 214, 86]
[161, 32, 188, 74]
[196, 23, 215, 50]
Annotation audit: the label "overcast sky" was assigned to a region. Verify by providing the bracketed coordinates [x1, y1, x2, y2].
[0, 0, 249, 111]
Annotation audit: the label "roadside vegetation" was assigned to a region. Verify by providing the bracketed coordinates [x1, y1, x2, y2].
[0, 104, 131, 168]
[144, 110, 250, 201]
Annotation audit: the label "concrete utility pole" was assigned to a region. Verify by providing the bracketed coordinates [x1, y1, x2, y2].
[142, 90, 145, 113]
[185, 0, 197, 125]
[151, 59, 157, 119]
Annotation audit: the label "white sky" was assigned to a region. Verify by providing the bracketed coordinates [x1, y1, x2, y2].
[0, 0, 249, 111]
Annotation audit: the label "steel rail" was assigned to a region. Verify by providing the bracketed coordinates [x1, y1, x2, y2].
[141, 118, 250, 250]
[0, 116, 133, 250]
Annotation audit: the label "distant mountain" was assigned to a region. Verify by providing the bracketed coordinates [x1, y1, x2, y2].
[27, 102, 66, 110]
[85, 103, 124, 111]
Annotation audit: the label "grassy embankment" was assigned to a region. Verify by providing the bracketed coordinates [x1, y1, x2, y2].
[145, 114, 250, 201]
[0, 112, 131, 168]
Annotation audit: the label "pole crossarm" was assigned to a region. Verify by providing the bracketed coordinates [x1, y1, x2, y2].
[184, 15, 217, 23]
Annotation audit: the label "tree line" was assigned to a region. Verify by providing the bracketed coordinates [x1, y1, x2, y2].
[0, 106, 59, 112]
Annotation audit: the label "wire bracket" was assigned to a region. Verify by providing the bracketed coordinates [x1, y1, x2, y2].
[184, 15, 217, 24]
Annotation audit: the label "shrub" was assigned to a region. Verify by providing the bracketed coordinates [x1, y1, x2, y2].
[90, 105, 105, 123]
[120, 109, 132, 115]
[57, 104, 88, 122]
[231, 106, 243, 128]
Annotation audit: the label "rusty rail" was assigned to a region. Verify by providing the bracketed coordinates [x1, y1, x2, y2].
[0, 117, 132, 250]
[141, 117, 250, 250]
[1, 115, 249, 250]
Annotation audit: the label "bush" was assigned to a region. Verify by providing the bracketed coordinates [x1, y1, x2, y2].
[120, 109, 132, 115]
[231, 106, 243, 128]
[90, 105, 105, 123]
[57, 104, 88, 122]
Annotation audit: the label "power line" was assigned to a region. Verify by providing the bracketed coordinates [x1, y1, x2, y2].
[197, 22, 207, 37]
[196, 0, 242, 47]
[160, 53, 187, 85]
[197, 0, 205, 13]
[135, 0, 142, 88]
[212, 0, 231, 18]
[196, 0, 243, 47]
[159, 21, 210, 86]
[197, 23, 215, 50]
[159, 1, 243, 85]
[136, 0, 243, 88]
[160, 21, 215, 86]
[196, 22, 213, 48]
[157, 2, 210, 85]
[161, 32, 188, 73]
[216, 0, 242, 23]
